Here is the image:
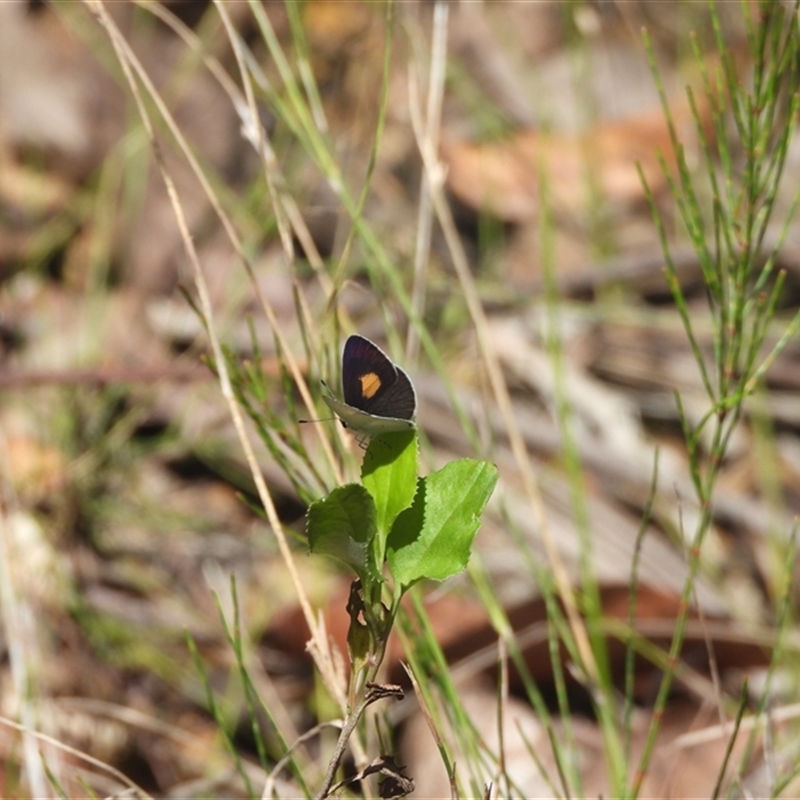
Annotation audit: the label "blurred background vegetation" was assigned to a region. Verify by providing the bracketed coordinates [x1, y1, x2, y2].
[1, 1, 800, 797]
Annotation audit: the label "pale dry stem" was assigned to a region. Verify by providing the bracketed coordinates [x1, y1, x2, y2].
[407, 6, 598, 688]
[85, 0, 347, 720]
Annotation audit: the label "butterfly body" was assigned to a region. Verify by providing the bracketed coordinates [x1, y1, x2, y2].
[322, 335, 417, 438]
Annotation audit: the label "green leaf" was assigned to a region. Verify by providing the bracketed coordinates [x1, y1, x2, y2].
[387, 459, 498, 591]
[307, 483, 379, 580]
[361, 430, 418, 559]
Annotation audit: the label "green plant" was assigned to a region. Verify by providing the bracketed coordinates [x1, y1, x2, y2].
[306, 429, 497, 797]
[631, 2, 800, 794]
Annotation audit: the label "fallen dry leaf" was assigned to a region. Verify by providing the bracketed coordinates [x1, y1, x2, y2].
[442, 98, 708, 224]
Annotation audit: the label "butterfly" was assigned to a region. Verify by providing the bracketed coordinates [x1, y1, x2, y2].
[322, 335, 417, 438]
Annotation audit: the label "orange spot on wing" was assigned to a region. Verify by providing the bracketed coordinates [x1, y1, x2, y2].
[359, 372, 381, 399]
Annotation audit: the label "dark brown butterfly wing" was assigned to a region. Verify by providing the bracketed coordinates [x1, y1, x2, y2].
[341, 335, 416, 422]
[366, 365, 416, 421]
